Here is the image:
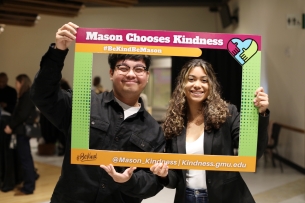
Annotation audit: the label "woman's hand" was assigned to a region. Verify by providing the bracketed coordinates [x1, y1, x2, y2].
[4, 125, 12, 134]
[55, 22, 79, 50]
[253, 87, 269, 114]
[100, 164, 136, 183]
[150, 163, 168, 178]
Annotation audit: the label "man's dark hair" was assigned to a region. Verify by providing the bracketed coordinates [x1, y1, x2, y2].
[108, 54, 151, 71]
[0, 72, 8, 78]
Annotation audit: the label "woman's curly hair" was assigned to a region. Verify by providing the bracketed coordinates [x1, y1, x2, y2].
[163, 59, 229, 139]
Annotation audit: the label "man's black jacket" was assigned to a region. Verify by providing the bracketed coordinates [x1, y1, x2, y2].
[30, 45, 165, 203]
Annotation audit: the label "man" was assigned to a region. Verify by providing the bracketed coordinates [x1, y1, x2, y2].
[0, 72, 17, 114]
[30, 22, 165, 203]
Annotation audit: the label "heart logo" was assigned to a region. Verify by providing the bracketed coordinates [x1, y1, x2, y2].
[227, 38, 258, 65]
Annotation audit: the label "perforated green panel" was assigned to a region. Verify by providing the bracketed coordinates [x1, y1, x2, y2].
[71, 52, 92, 149]
[238, 52, 261, 156]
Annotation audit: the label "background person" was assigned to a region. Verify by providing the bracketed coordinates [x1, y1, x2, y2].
[150, 59, 269, 203]
[0, 72, 17, 114]
[92, 76, 107, 94]
[4, 74, 38, 196]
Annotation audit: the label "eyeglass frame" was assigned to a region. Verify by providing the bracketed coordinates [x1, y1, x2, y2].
[115, 64, 148, 76]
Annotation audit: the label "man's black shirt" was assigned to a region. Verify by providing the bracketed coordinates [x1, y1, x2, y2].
[30, 45, 165, 203]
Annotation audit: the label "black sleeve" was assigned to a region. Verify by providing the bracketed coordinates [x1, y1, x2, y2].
[256, 109, 270, 159]
[30, 44, 72, 135]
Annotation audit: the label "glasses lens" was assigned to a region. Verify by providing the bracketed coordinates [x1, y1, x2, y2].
[117, 65, 129, 73]
[134, 67, 145, 75]
[116, 65, 146, 76]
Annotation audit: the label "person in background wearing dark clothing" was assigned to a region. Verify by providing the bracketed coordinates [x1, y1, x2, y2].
[30, 22, 165, 203]
[4, 74, 38, 196]
[92, 76, 107, 94]
[0, 77, 23, 193]
[150, 59, 269, 203]
[59, 78, 71, 91]
[0, 72, 17, 114]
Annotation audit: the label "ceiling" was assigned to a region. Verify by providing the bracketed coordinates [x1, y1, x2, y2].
[0, 0, 229, 28]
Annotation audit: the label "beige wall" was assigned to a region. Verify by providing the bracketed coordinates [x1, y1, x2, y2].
[0, 6, 217, 91]
[223, 0, 305, 168]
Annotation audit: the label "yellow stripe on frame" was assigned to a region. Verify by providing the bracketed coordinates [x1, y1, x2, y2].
[75, 43, 202, 57]
[71, 149, 257, 172]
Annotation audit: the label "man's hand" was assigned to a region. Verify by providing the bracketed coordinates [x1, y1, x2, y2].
[0, 102, 7, 108]
[4, 125, 12, 134]
[55, 22, 79, 50]
[150, 163, 168, 178]
[100, 164, 136, 183]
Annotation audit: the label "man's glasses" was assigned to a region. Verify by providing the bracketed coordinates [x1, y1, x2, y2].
[115, 64, 147, 76]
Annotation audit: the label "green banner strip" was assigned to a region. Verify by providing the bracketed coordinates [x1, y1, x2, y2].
[71, 52, 92, 149]
[238, 51, 261, 156]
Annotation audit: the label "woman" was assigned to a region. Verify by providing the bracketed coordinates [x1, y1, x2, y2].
[150, 59, 269, 203]
[4, 74, 37, 196]
[92, 76, 106, 94]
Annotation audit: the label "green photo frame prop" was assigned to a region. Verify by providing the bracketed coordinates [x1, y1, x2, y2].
[71, 28, 261, 172]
